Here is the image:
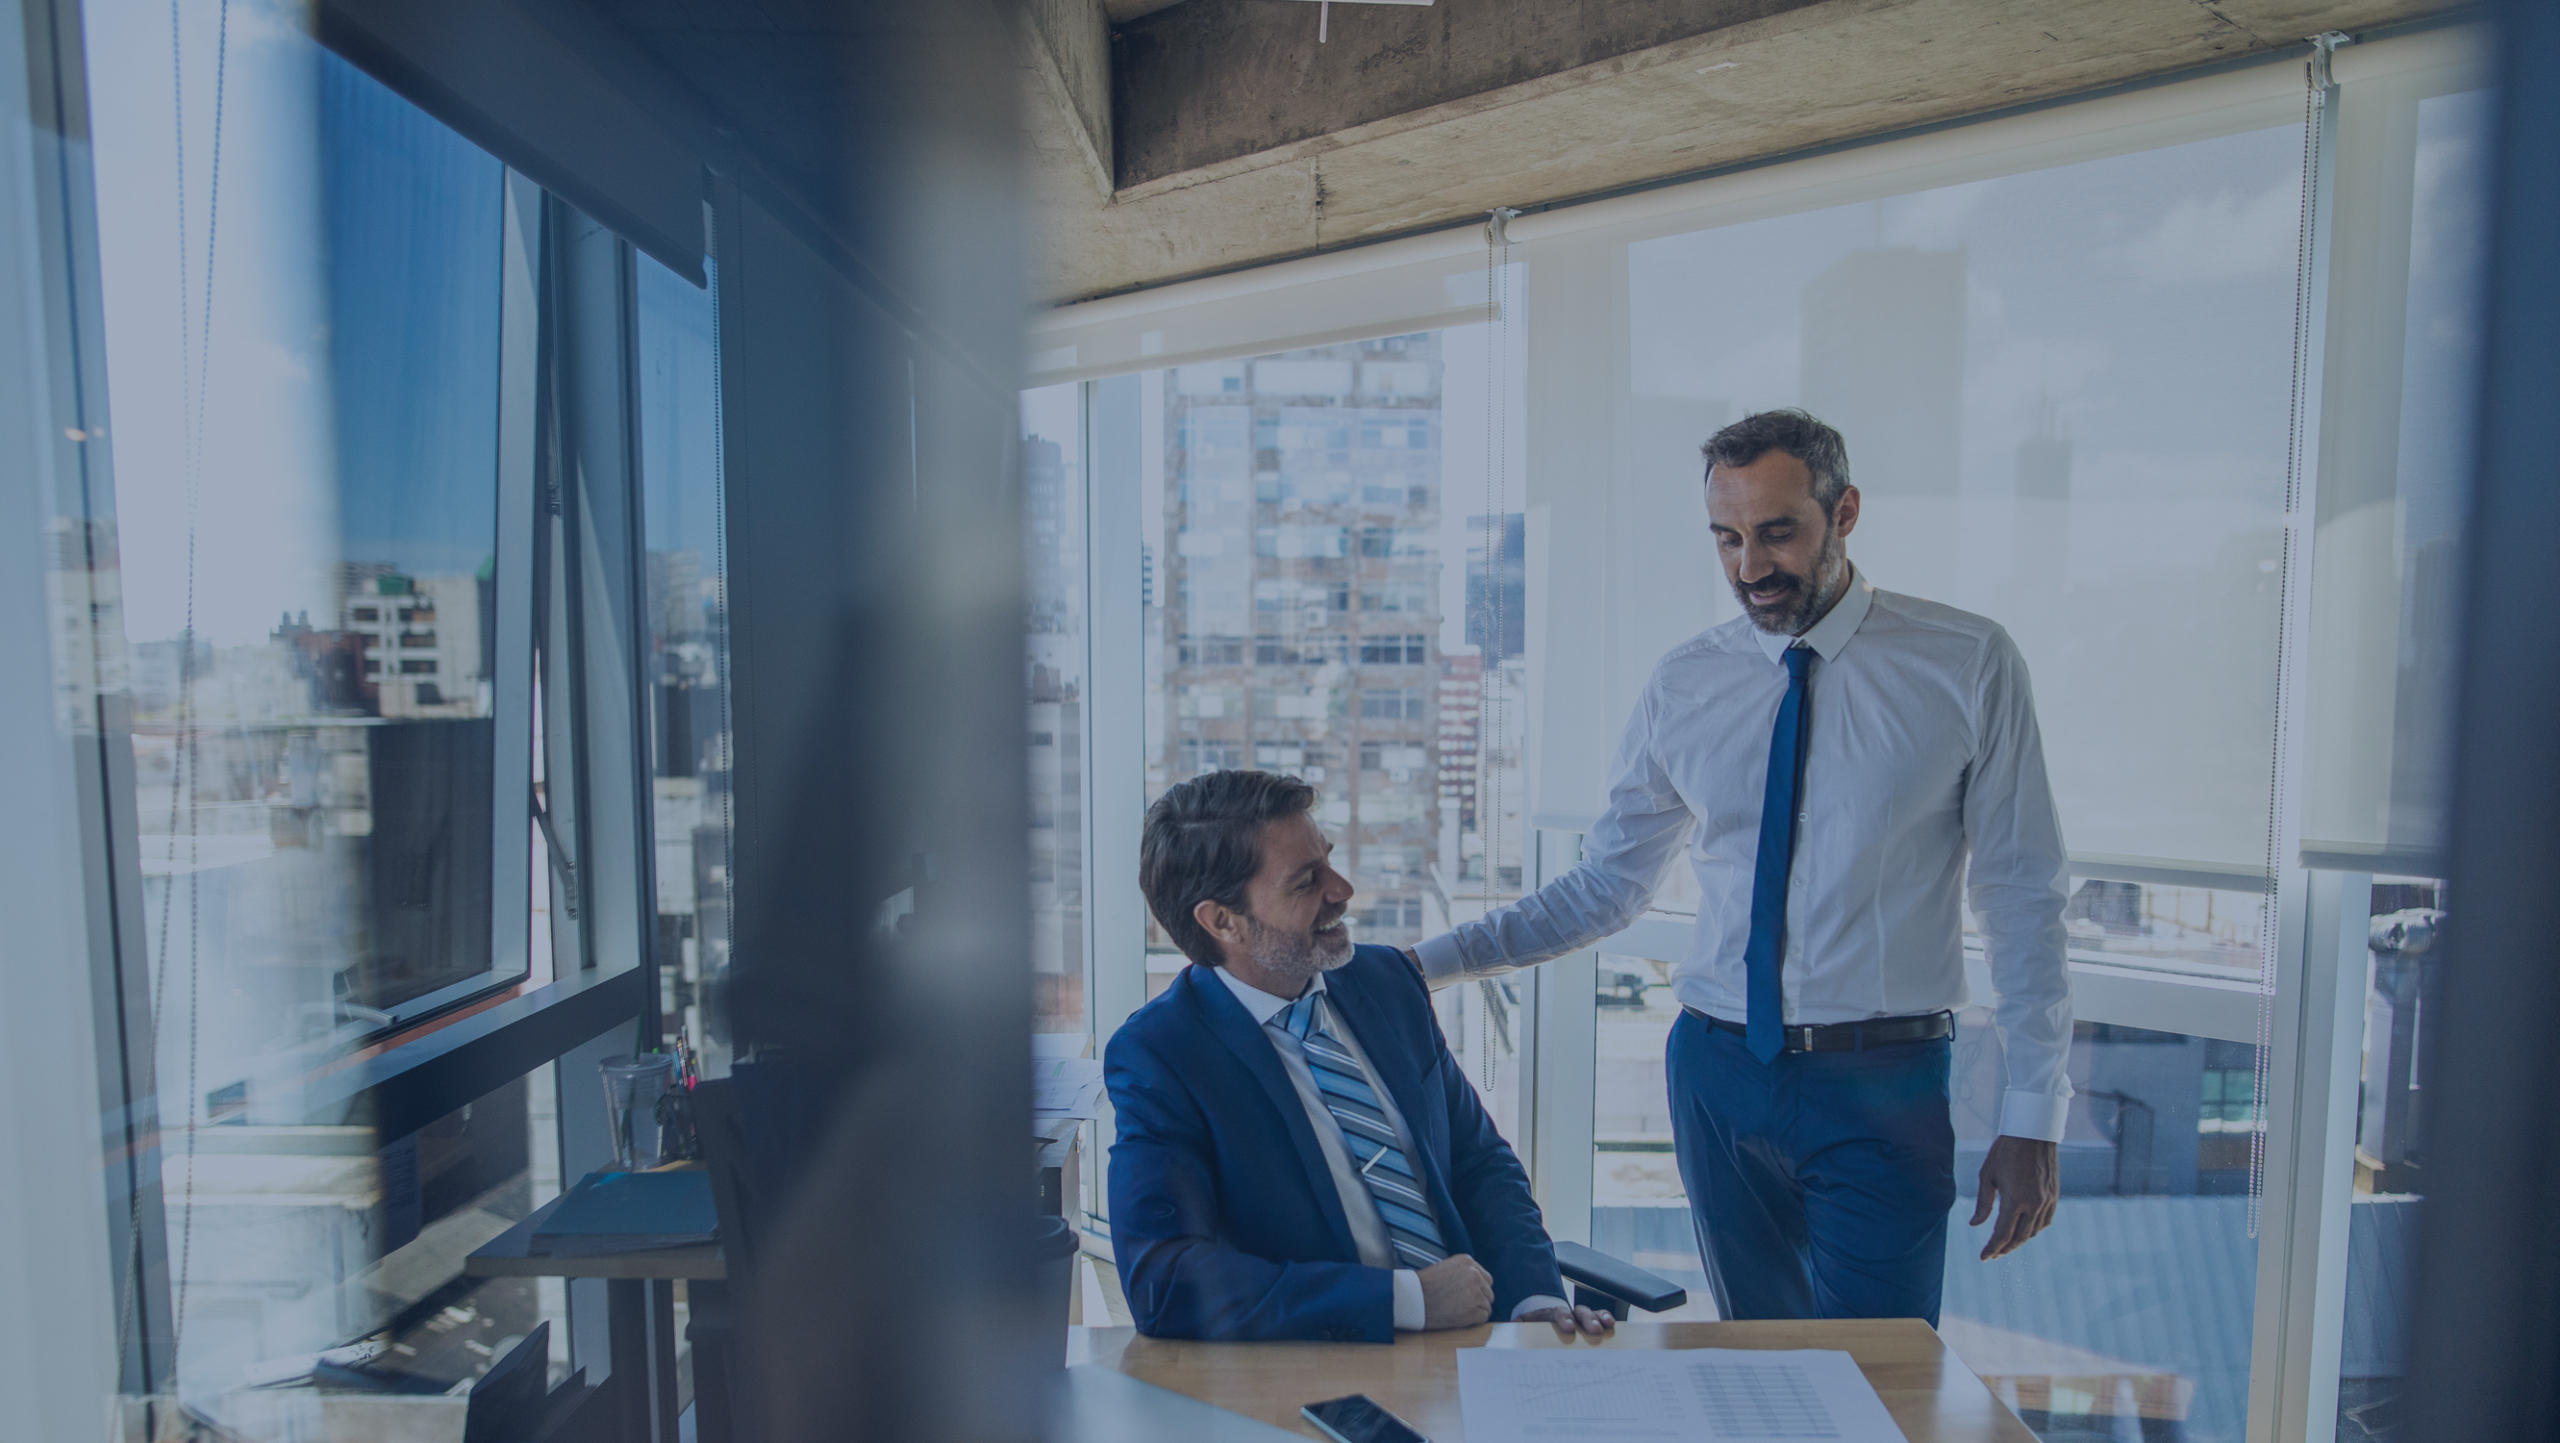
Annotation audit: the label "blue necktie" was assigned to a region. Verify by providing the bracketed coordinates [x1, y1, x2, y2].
[1744, 645, 1815, 1063]
[1276, 993, 1448, 1269]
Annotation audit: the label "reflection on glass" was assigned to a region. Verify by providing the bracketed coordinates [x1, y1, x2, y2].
[2368, 90, 2489, 855]
[1592, 970, 2263, 1440]
[1943, 1017, 2261, 1443]
[638, 256, 734, 1070]
[1125, 331, 1529, 1134]
[1022, 385, 1089, 1038]
[2325, 89, 2486, 1443]
[2333, 876, 2439, 1443]
[1963, 878, 2268, 982]
[1598, 123, 2312, 1440]
[1628, 122, 2305, 876]
[90, 4, 523, 1409]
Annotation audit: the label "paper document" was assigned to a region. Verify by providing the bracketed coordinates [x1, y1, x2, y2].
[1035, 1056, 1107, 1119]
[1456, 1347, 1906, 1443]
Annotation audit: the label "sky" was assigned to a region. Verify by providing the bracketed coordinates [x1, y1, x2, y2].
[88, 0, 503, 648]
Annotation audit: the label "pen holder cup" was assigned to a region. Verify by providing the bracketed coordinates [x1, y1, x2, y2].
[601, 1054, 678, 1171]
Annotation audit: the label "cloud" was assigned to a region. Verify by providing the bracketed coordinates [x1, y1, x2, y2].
[2110, 177, 2302, 284]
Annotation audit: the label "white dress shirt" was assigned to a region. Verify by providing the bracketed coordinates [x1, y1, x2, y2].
[1215, 967, 1568, 1327]
[1415, 573, 2076, 1141]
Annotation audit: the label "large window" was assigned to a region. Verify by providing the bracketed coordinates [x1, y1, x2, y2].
[1095, 327, 1531, 1133]
[1023, 383, 1091, 1039]
[88, 12, 539, 1403]
[1027, 29, 2485, 1443]
[2321, 82, 2491, 1443]
[638, 254, 733, 1066]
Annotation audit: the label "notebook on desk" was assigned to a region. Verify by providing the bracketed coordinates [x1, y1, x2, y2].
[530, 1170, 718, 1257]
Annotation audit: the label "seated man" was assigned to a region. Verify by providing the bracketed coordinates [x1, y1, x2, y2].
[1105, 769, 1613, 1342]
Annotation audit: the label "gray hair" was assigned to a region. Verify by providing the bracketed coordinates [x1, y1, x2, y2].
[1702, 409, 1852, 516]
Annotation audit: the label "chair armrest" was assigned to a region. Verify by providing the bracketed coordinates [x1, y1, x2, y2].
[1553, 1240, 1688, 1313]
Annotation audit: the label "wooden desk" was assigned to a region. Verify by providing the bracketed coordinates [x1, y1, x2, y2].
[1072, 1320, 2040, 1443]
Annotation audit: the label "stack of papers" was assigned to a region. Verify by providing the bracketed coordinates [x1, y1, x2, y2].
[1035, 1056, 1106, 1121]
[1456, 1347, 1907, 1443]
[530, 1171, 717, 1257]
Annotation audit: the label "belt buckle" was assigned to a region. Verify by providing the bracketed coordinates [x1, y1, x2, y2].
[1787, 1024, 1816, 1052]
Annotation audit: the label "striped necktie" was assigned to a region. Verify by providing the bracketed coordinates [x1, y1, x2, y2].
[1275, 992, 1448, 1270]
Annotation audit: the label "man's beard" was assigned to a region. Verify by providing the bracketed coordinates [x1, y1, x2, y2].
[1239, 904, 1356, 986]
[1733, 519, 1848, 635]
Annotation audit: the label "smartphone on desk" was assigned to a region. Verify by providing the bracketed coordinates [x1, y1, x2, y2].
[1302, 1394, 1428, 1443]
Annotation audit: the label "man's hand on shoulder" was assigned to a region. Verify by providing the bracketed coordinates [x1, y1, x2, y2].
[1972, 1135, 2059, 1260]
[1417, 1253, 1493, 1330]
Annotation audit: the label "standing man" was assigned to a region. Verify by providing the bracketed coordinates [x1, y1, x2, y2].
[1411, 409, 2071, 1327]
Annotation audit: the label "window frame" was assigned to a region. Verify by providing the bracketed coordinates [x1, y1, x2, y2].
[1048, 26, 2488, 1443]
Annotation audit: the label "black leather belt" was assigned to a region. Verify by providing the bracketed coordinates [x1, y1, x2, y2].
[1683, 1007, 1954, 1053]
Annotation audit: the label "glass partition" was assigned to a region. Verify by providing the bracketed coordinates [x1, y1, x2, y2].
[1113, 327, 1531, 1134]
[1591, 962, 2262, 1441]
[637, 254, 733, 1068]
[87, 7, 541, 1409]
[1023, 383, 1091, 1041]
[1035, 31, 2490, 1443]
[1942, 1019, 2261, 1443]
[2322, 84, 2487, 1443]
[1610, 120, 2303, 876]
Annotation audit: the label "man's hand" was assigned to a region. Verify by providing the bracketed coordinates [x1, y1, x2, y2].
[1417, 1254, 1494, 1329]
[1971, 1135, 2059, 1260]
[1518, 1303, 1615, 1338]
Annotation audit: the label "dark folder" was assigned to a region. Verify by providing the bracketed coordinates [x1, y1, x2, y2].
[530, 1170, 718, 1257]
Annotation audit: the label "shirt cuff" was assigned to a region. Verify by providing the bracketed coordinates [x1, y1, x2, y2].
[1999, 1089, 2070, 1143]
[1511, 1295, 1570, 1321]
[1393, 1268, 1425, 1331]
[1413, 933, 1468, 987]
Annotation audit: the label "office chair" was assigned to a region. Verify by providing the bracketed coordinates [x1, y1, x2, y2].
[1553, 1241, 1688, 1320]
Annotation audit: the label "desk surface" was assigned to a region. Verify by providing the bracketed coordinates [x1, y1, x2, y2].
[1072, 1320, 2038, 1443]
[462, 1193, 726, 1281]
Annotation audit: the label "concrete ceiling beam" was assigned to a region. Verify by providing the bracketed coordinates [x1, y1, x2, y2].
[1024, 0, 2452, 306]
[1022, 0, 1116, 198]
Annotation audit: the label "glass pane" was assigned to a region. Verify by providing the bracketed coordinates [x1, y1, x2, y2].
[98, 36, 512, 1028]
[1625, 122, 2304, 875]
[151, 1080, 558, 1414]
[1590, 953, 1719, 1320]
[1592, 989, 2264, 1440]
[1942, 1018, 2260, 1443]
[1023, 383, 1089, 1039]
[88, 7, 525, 1410]
[1969, 878, 2268, 983]
[2370, 91, 2490, 854]
[638, 255, 734, 1071]
[1135, 328, 1529, 1132]
[2334, 876, 2438, 1442]
[2328, 85, 2486, 1443]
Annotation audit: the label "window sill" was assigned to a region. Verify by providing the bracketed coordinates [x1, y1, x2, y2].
[294, 962, 647, 1138]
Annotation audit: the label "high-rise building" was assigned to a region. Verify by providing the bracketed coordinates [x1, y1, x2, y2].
[339, 567, 487, 719]
[1156, 335, 1447, 947]
[1800, 244, 1968, 498]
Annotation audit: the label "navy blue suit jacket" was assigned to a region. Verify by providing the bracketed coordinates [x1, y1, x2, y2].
[1104, 943, 1563, 1342]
